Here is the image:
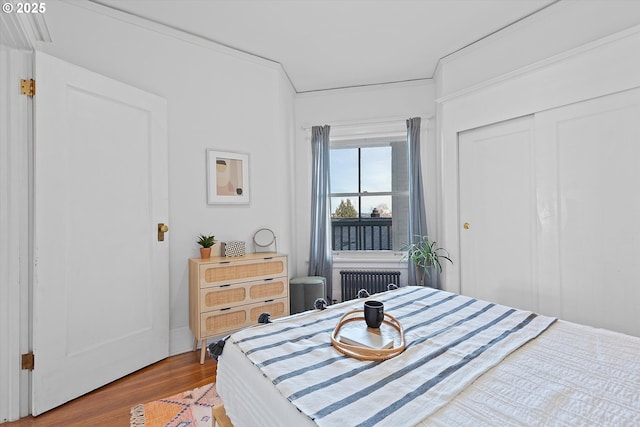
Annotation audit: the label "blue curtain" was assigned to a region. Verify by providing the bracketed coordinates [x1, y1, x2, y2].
[308, 125, 333, 301]
[407, 118, 437, 287]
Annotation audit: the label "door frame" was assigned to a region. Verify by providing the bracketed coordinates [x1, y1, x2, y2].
[0, 46, 33, 421]
[1, 10, 53, 421]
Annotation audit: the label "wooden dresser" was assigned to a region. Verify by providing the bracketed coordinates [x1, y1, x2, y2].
[189, 253, 289, 363]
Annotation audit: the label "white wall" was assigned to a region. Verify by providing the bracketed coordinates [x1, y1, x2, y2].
[35, 1, 296, 354]
[436, 24, 640, 293]
[433, 0, 640, 292]
[435, 0, 640, 99]
[293, 81, 436, 294]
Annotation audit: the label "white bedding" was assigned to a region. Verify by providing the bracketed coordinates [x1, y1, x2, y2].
[428, 320, 640, 426]
[216, 287, 640, 426]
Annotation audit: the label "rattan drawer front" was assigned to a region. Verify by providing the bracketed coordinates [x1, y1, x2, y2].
[200, 285, 247, 311]
[201, 309, 248, 336]
[200, 257, 286, 286]
[248, 279, 287, 302]
[249, 299, 288, 322]
[200, 297, 289, 337]
[200, 278, 288, 312]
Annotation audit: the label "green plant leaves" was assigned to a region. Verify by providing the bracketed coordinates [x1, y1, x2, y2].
[401, 235, 452, 277]
[197, 234, 216, 248]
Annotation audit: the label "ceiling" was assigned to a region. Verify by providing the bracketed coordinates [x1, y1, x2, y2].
[91, 0, 557, 93]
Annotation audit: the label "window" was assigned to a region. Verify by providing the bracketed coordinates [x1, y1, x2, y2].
[330, 139, 409, 251]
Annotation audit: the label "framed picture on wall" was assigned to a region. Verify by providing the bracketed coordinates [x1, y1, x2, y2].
[206, 149, 250, 204]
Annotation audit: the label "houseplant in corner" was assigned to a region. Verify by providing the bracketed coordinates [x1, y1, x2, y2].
[403, 235, 452, 286]
[197, 234, 216, 259]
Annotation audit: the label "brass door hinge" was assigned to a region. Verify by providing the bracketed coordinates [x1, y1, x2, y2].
[21, 352, 34, 370]
[20, 79, 35, 96]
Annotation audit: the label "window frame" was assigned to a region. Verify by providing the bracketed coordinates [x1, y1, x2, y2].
[329, 122, 409, 255]
[330, 144, 396, 218]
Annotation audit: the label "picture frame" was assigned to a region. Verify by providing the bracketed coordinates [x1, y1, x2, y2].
[206, 149, 250, 204]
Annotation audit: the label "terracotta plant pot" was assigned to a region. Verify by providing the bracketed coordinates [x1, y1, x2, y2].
[200, 247, 212, 259]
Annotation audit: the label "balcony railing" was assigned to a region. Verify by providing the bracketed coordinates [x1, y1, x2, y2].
[331, 217, 392, 250]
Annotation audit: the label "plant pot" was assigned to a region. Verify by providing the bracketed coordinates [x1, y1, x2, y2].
[415, 266, 425, 286]
[200, 247, 211, 259]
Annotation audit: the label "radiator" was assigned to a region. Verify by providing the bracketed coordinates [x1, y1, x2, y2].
[340, 270, 401, 301]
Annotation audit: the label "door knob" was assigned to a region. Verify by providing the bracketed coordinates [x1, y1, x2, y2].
[158, 223, 169, 241]
[463, 223, 470, 230]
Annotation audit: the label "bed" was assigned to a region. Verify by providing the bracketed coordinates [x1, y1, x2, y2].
[216, 286, 640, 426]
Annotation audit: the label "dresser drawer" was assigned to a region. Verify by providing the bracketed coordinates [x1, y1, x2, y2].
[199, 297, 289, 337]
[199, 278, 288, 312]
[199, 256, 287, 287]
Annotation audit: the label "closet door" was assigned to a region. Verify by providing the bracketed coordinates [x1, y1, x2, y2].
[536, 88, 640, 336]
[458, 116, 537, 312]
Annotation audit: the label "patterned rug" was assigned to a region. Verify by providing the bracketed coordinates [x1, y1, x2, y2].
[130, 382, 222, 427]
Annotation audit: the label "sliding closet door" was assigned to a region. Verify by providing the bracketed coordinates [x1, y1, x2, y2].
[536, 88, 640, 337]
[459, 116, 537, 312]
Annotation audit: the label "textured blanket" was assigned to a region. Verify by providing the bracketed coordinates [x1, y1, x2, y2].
[230, 286, 556, 427]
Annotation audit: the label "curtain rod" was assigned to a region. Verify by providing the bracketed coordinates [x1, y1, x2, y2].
[301, 114, 433, 130]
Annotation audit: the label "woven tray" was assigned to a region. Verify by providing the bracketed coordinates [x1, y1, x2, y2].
[331, 309, 406, 361]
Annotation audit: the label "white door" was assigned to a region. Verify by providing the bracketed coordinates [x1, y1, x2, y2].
[32, 52, 169, 415]
[535, 88, 640, 336]
[459, 116, 537, 312]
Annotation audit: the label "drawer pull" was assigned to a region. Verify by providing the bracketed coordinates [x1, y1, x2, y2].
[263, 257, 273, 260]
[220, 307, 231, 311]
[264, 299, 274, 303]
[220, 284, 231, 287]
[264, 278, 274, 281]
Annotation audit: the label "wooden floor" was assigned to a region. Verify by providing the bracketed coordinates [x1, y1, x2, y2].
[5, 350, 217, 427]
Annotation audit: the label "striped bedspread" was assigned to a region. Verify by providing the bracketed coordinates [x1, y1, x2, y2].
[229, 286, 556, 427]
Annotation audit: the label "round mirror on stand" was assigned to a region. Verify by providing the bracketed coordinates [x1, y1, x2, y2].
[253, 228, 277, 253]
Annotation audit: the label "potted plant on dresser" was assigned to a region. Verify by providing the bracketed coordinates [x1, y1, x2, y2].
[197, 234, 216, 259]
[403, 235, 452, 286]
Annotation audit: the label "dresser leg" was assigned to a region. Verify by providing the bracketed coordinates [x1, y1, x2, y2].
[193, 337, 198, 352]
[200, 340, 207, 364]
[213, 404, 234, 427]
